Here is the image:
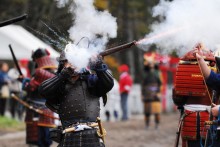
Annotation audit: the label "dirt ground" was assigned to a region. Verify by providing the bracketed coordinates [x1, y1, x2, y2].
[0, 112, 181, 147]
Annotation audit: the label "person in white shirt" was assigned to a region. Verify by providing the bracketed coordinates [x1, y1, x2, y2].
[8, 64, 27, 119]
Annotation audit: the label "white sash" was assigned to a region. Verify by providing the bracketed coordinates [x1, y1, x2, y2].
[184, 104, 210, 112]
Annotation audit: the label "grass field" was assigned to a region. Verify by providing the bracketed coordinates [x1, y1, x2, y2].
[0, 116, 25, 132]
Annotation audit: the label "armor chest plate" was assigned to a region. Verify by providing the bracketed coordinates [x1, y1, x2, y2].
[59, 80, 100, 127]
[173, 64, 213, 105]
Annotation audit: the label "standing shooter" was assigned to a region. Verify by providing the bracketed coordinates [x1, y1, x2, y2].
[39, 49, 114, 146]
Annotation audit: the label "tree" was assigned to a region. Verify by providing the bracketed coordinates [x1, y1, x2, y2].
[108, 0, 160, 83]
[0, 0, 73, 51]
[0, 0, 162, 83]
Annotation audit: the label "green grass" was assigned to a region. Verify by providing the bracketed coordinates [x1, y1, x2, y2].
[0, 116, 25, 132]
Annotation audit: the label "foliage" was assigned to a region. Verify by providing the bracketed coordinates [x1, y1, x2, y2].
[104, 56, 120, 80]
[108, 0, 160, 82]
[0, 0, 162, 82]
[94, 0, 108, 10]
[0, 0, 73, 51]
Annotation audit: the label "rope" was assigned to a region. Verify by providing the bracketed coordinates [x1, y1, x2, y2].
[196, 57, 212, 104]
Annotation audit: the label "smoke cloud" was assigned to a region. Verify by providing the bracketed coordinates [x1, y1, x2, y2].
[142, 0, 220, 55]
[65, 0, 117, 69]
[65, 43, 92, 70]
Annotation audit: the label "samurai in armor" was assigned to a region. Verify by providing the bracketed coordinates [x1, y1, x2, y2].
[23, 49, 57, 147]
[172, 44, 220, 147]
[142, 61, 162, 129]
[39, 51, 114, 147]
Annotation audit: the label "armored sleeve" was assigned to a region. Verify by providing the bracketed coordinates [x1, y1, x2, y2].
[27, 69, 55, 91]
[96, 70, 114, 96]
[39, 75, 63, 113]
[39, 75, 64, 97]
[39, 74, 67, 113]
[39, 66, 76, 98]
[88, 64, 114, 97]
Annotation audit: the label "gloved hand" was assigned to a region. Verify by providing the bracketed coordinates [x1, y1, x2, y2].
[17, 75, 24, 82]
[89, 55, 105, 71]
[22, 78, 30, 90]
[60, 67, 77, 79]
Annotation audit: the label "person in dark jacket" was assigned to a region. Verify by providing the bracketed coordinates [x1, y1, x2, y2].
[39, 51, 114, 147]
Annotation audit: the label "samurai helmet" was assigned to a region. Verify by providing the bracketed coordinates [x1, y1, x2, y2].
[32, 48, 57, 69]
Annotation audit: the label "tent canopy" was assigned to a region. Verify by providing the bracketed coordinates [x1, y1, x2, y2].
[0, 25, 60, 60]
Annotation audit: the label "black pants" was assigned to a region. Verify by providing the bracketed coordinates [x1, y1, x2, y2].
[38, 126, 52, 147]
[9, 92, 24, 119]
[0, 98, 7, 116]
[9, 95, 17, 118]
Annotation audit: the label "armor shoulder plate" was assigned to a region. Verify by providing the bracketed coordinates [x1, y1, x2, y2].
[34, 69, 55, 84]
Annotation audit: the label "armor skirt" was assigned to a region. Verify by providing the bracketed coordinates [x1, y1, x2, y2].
[59, 129, 104, 147]
[181, 110, 209, 140]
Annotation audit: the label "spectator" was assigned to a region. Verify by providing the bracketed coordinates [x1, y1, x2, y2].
[142, 62, 162, 129]
[118, 64, 133, 121]
[0, 62, 10, 116]
[8, 63, 28, 119]
[19, 58, 30, 78]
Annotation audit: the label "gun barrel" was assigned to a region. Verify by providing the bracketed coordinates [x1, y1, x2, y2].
[11, 93, 59, 120]
[9, 44, 23, 76]
[99, 40, 136, 57]
[0, 14, 28, 28]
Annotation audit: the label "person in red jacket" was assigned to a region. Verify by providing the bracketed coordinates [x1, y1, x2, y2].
[118, 64, 133, 121]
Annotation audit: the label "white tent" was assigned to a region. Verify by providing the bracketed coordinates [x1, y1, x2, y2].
[0, 25, 60, 60]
